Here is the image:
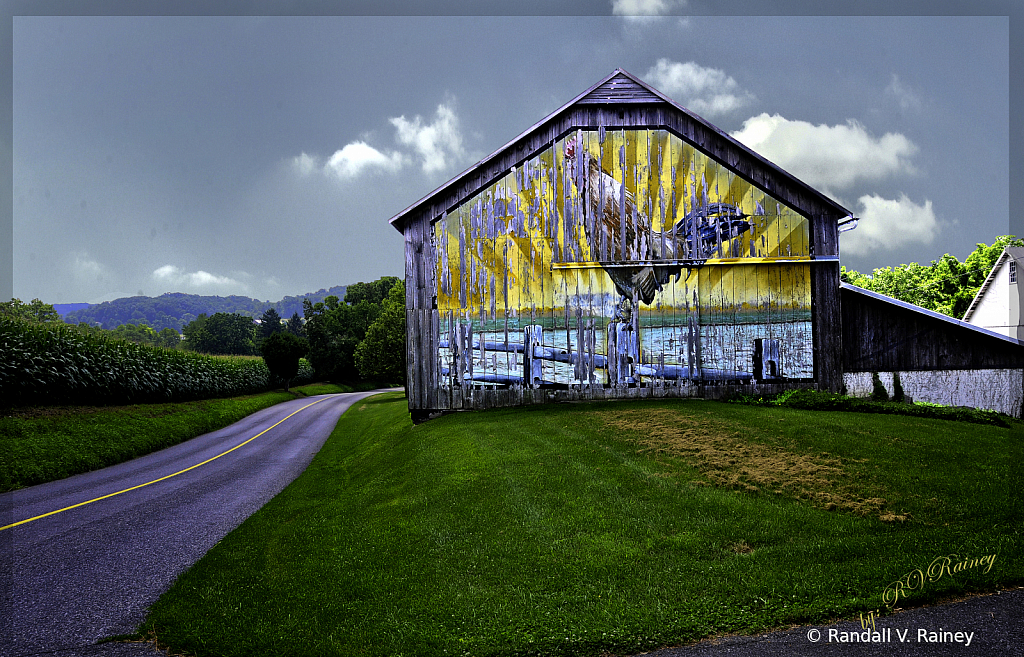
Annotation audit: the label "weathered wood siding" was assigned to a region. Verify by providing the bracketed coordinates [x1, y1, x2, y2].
[811, 215, 842, 392]
[393, 105, 848, 234]
[841, 285, 1024, 371]
[398, 71, 848, 414]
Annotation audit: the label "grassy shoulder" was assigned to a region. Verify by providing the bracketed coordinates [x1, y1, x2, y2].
[0, 382, 361, 492]
[137, 395, 1022, 657]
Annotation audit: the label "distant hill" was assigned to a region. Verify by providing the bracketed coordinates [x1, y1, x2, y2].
[64, 286, 348, 332]
[52, 303, 93, 319]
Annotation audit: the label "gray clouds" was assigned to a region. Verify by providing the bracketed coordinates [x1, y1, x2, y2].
[13, 14, 1010, 303]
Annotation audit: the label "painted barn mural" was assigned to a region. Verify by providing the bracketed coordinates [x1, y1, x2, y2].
[431, 128, 814, 389]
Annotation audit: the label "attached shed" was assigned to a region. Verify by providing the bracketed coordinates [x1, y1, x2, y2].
[841, 283, 1024, 416]
[390, 69, 854, 420]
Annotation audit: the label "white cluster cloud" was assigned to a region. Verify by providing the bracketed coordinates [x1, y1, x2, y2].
[292, 143, 405, 180]
[390, 103, 465, 174]
[730, 113, 918, 195]
[151, 265, 249, 294]
[612, 0, 686, 16]
[841, 194, 939, 257]
[324, 142, 406, 179]
[291, 101, 465, 180]
[730, 112, 937, 254]
[642, 59, 753, 117]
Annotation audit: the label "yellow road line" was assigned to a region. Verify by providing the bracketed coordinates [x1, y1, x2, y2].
[0, 396, 334, 532]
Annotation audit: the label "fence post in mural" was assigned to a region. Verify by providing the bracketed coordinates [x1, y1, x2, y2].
[466, 322, 474, 384]
[686, 317, 695, 380]
[753, 338, 781, 381]
[687, 315, 703, 382]
[607, 322, 639, 386]
[457, 322, 472, 386]
[574, 308, 590, 385]
[523, 325, 544, 387]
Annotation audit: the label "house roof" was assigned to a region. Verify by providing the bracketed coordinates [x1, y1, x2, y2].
[962, 246, 1024, 322]
[389, 68, 851, 233]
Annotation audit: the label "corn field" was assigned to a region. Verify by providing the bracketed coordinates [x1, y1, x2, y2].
[0, 317, 313, 407]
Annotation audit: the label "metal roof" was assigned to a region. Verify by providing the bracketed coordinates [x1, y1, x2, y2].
[389, 68, 851, 232]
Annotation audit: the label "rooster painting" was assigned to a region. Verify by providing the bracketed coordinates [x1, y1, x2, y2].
[564, 137, 753, 321]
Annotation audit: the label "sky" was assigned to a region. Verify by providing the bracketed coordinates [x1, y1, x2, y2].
[10, 6, 1015, 305]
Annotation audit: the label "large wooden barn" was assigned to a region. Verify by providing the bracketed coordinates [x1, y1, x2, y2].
[390, 69, 853, 419]
[389, 69, 1022, 420]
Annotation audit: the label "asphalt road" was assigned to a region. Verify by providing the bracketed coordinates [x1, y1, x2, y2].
[0, 390, 391, 657]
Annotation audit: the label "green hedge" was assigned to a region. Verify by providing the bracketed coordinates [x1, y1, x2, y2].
[0, 317, 313, 407]
[728, 388, 1012, 427]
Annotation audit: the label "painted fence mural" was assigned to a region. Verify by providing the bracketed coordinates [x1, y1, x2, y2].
[431, 128, 815, 389]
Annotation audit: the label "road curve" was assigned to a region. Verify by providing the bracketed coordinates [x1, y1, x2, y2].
[0, 390, 394, 657]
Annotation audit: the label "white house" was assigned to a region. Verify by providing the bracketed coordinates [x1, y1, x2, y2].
[963, 247, 1024, 339]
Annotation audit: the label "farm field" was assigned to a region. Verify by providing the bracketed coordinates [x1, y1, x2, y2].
[0, 382, 361, 492]
[135, 393, 1023, 657]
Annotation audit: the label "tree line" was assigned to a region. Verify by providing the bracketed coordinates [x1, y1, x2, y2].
[1, 275, 407, 388]
[62, 286, 348, 332]
[840, 235, 1021, 319]
[13, 233, 1013, 390]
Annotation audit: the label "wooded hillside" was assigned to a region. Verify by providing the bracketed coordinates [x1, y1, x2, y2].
[63, 286, 347, 332]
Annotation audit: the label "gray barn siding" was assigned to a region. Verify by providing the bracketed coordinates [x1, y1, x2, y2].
[396, 105, 848, 234]
[840, 286, 1024, 371]
[397, 70, 850, 415]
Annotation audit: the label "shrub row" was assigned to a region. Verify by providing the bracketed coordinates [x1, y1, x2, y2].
[0, 317, 313, 407]
[728, 388, 1012, 427]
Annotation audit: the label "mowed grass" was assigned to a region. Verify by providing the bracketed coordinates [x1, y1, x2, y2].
[138, 394, 1022, 657]
[0, 382, 357, 492]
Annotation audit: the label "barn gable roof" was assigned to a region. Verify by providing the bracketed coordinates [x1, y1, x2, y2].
[389, 68, 851, 233]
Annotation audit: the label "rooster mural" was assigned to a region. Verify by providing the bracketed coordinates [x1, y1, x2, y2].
[564, 137, 753, 321]
[431, 127, 818, 388]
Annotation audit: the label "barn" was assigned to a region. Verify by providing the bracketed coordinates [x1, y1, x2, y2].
[389, 69, 1023, 420]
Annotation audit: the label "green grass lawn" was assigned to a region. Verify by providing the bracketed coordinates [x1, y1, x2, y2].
[136, 394, 1023, 657]
[0, 382, 359, 492]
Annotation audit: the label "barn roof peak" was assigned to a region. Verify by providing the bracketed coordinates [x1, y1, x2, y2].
[573, 68, 669, 105]
[389, 69, 851, 232]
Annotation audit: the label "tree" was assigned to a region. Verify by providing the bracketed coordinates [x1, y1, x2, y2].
[355, 281, 406, 383]
[841, 235, 1023, 318]
[260, 332, 309, 391]
[343, 277, 400, 306]
[182, 312, 257, 355]
[302, 277, 397, 382]
[157, 327, 181, 349]
[302, 296, 363, 382]
[257, 308, 284, 341]
[285, 312, 305, 338]
[181, 313, 209, 351]
[0, 298, 63, 323]
[111, 322, 158, 345]
[116, 323, 180, 349]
